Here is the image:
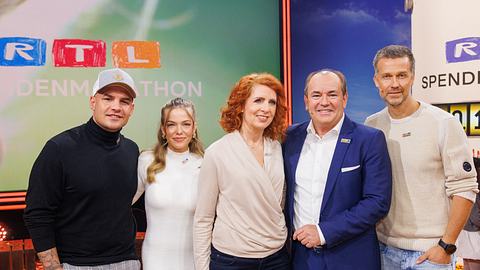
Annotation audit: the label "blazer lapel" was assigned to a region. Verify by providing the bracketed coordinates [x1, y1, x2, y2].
[320, 116, 354, 213]
[286, 122, 308, 222]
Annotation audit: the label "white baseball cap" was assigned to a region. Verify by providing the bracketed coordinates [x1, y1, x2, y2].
[92, 68, 136, 98]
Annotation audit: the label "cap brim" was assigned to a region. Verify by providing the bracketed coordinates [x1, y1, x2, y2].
[97, 82, 136, 98]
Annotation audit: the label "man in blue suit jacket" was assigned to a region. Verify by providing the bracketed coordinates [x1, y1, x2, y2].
[283, 69, 392, 270]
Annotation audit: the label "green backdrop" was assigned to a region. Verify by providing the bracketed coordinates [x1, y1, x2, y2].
[0, 0, 281, 191]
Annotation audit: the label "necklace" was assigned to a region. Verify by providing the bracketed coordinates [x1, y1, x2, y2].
[240, 130, 263, 149]
[246, 141, 262, 149]
[243, 136, 263, 149]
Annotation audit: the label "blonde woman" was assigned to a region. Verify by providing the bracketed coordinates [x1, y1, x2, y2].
[133, 97, 204, 270]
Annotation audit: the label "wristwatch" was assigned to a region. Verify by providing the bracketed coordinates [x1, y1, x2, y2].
[438, 239, 457, 255]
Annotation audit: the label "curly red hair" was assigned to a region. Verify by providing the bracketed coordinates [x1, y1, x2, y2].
[220, 73, 287, 141]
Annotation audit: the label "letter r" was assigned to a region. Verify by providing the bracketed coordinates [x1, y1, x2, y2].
[0, 37, 46, 66]
[454, 42, 477, 58]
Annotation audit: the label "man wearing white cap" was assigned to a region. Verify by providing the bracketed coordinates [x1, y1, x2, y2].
[24, 68, 141, 270]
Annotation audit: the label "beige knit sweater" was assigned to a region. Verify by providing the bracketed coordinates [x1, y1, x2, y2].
[365, 101, 478, 252]
[193, 131, 287, 270]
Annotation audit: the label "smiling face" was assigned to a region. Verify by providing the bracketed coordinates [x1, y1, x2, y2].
[304, 71, 347, 136]
[241, 84, 277, 134]
[374, 56, 415, 108]
[89, 85, 135, 132]
[162, 107, 195, 153]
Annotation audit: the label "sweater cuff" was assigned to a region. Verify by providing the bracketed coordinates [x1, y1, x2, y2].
[452, 191, 477, 204]
[29, 227, 56, 252]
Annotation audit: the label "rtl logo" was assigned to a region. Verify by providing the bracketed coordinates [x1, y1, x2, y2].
[0, 37, 160, 68]
[446, 37, 480, 63]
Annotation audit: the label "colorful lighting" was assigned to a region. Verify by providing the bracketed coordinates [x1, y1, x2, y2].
[0, 224, 7, 241]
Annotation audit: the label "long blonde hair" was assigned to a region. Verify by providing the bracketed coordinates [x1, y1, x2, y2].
[146, 98, 204, 183]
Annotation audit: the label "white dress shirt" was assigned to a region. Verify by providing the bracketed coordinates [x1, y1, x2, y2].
[293, 115, 345, 245]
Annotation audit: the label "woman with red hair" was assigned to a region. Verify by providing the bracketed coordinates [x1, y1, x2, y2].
[193, 73, 289, 270]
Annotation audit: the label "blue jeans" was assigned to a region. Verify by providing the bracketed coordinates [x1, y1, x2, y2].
[379, 242, 455, 270]
[209, 245, 290, 270]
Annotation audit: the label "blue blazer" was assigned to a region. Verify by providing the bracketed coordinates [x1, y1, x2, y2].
[283, 116, 392, 270]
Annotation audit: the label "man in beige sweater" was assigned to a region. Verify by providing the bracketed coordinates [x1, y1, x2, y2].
[365, 45, 479, 270]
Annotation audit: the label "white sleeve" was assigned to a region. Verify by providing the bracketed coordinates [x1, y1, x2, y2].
[315, 224, 326, 245]
[441, 118, 478, 197]
[132, 152, 150, 204]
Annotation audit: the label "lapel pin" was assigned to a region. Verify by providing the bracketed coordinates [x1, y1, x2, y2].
[402, 132, 411, 137]
[340, 138, 351, 144]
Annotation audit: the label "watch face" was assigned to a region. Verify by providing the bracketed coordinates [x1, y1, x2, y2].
[445, 244, 457, 255]
[439, 239, 457, 255]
